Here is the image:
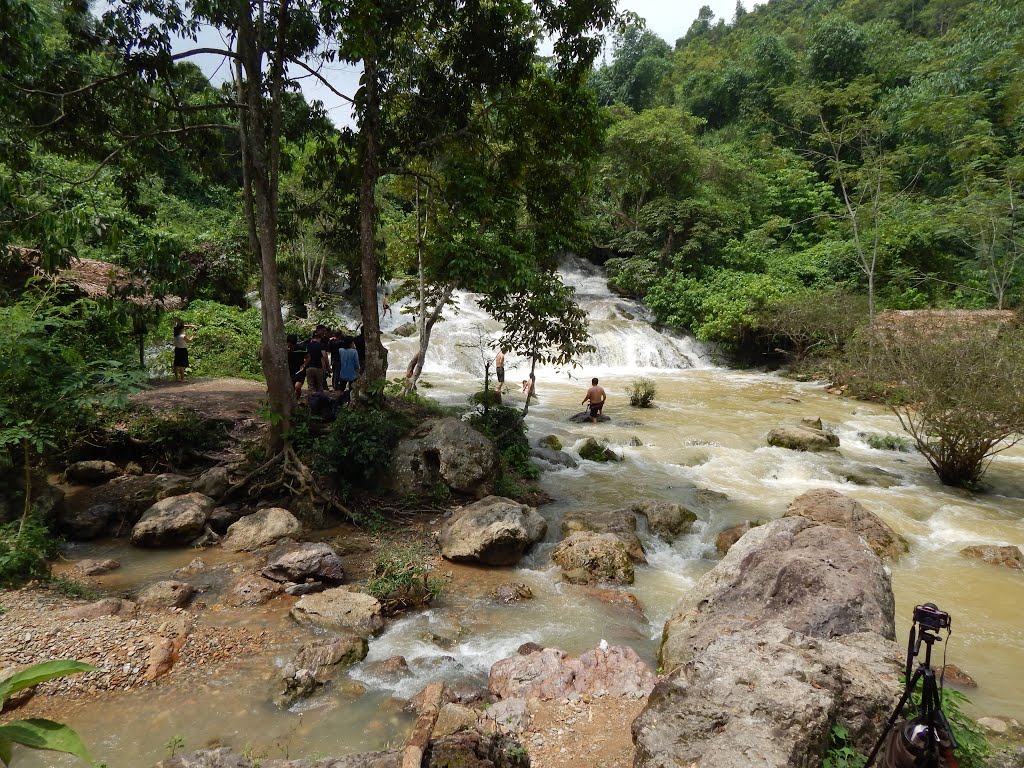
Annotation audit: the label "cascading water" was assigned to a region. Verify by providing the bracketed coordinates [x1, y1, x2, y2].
[28, 258, 1024, 766]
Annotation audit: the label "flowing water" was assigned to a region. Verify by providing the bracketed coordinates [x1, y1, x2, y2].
[19, 257, 1024, 766]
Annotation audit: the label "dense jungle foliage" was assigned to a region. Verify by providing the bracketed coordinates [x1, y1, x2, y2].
[588, 0, 1023, 351]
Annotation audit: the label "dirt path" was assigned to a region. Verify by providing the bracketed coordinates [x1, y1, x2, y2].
[131, 378, 267, 422]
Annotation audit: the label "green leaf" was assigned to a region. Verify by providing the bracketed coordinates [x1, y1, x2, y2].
[0, 660, 95, 704]
[0, 720, 93, 764]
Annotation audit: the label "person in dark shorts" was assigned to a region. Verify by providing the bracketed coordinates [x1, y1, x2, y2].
[304, 327, 329, 396]
[582, 377, 606, 423]
[494, 349, 506, 390]
[172, 321, 195, 382]
[287, 334, 307, 399]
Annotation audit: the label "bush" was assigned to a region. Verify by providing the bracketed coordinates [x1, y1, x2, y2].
[80, 404, 228, 468]
[0, 515, 59, 587]
[756, 289, 868, 365]
[628, 377, 657, 407]
[469, 404, 539, 481]
[156, 300, 263, 379]
[365, 541, 448, 615]
[313, 409, 411, 497]
[864, 433, 913, 452]
[847, 318, 1024, 487]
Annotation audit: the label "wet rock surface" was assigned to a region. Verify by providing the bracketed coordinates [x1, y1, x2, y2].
[630, 499, 697, 541]
[784, 488, 908, 561]
[767, 424, 840, 452]
[960, 544, 1023, 570]
[551, 531, 635, 585]
[562, 508, 645, 563]
[577, 437, 621, 462]
[137, 580, 197, 609]
[438, 496, 547, 566]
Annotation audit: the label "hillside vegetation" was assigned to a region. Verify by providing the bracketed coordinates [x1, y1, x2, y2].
[587, 0, 1023, 352]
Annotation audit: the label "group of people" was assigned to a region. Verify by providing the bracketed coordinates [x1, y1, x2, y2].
[288, 326, 363, 403]
[495, 350, 607, 423]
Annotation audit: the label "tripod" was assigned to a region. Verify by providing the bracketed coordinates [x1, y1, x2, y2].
[864, 621, 958, 768]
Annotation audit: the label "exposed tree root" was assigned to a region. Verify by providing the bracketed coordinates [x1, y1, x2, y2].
[218, 446, 356, 524]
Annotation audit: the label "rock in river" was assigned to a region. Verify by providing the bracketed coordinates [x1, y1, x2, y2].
[632, 515, 901, 768]
[262, 541, 345, 584]
[289, 587, 384, 636]
[767, 424, 840, 452]
[221, 507, 301, 552]
[551, 531, 635, 585]
[785, 488, 908, 561]
[438, 495, 547, 566]
[130, 493, 215, 547]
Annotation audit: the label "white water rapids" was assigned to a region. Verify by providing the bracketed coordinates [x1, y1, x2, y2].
[29, 256, 1024, 766]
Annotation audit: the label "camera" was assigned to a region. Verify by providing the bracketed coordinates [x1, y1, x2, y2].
[913, 603, 950, 632]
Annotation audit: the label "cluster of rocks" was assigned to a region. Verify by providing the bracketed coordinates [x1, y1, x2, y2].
[163, 637, 657, 768]
[435, 494, 700, 588]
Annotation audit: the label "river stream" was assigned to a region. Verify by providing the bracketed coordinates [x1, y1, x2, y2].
[20, 258, 1024, 766]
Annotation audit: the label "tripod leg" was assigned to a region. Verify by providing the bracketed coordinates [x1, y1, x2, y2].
[864, 669, 924, 768]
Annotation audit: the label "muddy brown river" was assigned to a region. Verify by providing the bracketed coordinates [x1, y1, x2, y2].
[17, 260, 1024, 765]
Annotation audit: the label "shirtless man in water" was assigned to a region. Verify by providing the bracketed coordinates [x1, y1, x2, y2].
[582, 377, 606, 423]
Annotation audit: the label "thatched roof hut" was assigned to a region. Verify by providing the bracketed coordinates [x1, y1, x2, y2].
[9, 247, 182, 309]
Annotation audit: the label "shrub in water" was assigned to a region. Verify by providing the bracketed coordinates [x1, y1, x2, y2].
[365, 541, 448, 615]
[629, 377, 657, 408]
[469, 404, 538, 481]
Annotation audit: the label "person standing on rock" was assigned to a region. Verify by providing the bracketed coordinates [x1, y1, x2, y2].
[172, 321, 195, 382]
[582, 378, 606, 423]
[494, 349, 506, 390]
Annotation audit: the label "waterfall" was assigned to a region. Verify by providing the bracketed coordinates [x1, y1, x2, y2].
[341, 255, 716, 377]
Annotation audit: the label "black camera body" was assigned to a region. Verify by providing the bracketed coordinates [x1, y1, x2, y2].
[913, 603, 950, 632]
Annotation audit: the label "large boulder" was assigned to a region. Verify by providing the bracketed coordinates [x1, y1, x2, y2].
[633, 515, 901, 768]
[437, 496, 546, 566]
[660, 516, 895, 668]
[59, 502, 119, 541]
[64, 460, 122, 485]
[631, 500, 698, 541]
[550, 532, 634, 585]
[221, 508, 301, 552]
[561, 508, 645, 562]
[64, 473, 192, 538]
[391, 417, 497, 497]
[784, 488, 908, 561]
[489, 644, 655, 700]
[633, 626, 901, 768]
[714, 521, 753, 555]
[130, 493, 215, 547]
[192, 466, 231, 499]
[262, 542, 345, 584]
[289, 587, 384, 636]
[767, 425, 840, 452]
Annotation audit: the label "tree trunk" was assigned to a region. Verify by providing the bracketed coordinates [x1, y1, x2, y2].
[235, 7, 292, 451]
[356, 53, 388, 399]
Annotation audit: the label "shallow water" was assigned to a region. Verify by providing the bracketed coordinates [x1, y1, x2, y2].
[14, 260, 1024, 765]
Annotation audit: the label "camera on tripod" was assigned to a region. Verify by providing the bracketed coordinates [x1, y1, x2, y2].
[913, 603, 950, 632]
[864, 603, 958, 768]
